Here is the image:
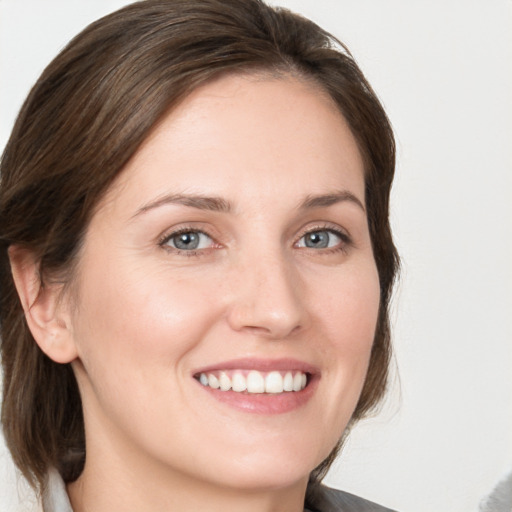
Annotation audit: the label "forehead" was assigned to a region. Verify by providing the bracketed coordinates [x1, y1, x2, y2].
[101, 73, 365, 215]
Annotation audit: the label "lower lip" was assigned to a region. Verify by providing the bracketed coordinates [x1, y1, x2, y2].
[196, 376, 319, 414]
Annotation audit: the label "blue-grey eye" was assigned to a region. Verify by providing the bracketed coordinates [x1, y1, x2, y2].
[298, 230, 342, 249]
[166, 231, 213, 250]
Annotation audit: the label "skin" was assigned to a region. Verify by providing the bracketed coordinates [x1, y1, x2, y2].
[14, 73, 380, 511]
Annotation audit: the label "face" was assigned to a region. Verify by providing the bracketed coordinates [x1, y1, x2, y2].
[66, 74, 380, 492]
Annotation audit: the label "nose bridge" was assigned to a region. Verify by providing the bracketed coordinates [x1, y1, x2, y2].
[227, 239, 306, 339]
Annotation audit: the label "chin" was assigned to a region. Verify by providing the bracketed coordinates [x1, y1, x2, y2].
[209, 462, 311, 492]
[192, 442, 329, 492]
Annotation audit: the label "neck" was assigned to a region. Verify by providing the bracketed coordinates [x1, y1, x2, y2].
[66, 423, 308, 512]
[67, 463, 308, 512]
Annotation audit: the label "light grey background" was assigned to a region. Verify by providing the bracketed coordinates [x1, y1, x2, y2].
[1, 1, 511, 511]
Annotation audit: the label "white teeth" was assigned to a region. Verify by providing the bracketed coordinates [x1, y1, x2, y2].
[283, 372, 294, 392]
[231, 372, 247, 392]
[265, 371, 283, 393]
[247, 370, 265, 393]
[219, 372, 231, 391]
[197, 370, 308, 394]
[293, 372, 303, 392]
[208, 374, 220, 389]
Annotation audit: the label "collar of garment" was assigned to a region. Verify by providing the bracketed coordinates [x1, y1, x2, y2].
[42, 468, 73, 512]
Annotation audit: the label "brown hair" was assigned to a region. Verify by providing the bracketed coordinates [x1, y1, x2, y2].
[0, 0, 398, 502]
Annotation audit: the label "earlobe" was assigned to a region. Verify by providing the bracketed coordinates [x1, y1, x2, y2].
[8, 245, 78, 364]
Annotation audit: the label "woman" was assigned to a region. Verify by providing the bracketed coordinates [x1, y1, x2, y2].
[0, 0, 399, 510]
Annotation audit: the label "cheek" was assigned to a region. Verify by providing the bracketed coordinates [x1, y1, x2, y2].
[340, 268, 380, 372]
[313, 261, 380, 350]
[70, 257, 221, 392]
[309, 261, 380, 407]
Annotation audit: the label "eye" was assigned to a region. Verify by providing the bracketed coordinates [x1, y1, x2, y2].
[296, 229, 343, 249]
[162, 230, 214, 251]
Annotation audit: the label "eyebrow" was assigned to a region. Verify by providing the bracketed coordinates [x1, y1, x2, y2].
[299, 190, 365, 212]
[134, 193, 232, 217]
[133, 189, 365, 218]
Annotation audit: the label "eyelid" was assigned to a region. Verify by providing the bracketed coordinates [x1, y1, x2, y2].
[294, 223, 353, 251]
[296, 222, 351, 242]
[158, 225, 220, 254]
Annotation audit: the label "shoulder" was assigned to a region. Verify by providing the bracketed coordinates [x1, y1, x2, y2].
[307, 484, 398, 512]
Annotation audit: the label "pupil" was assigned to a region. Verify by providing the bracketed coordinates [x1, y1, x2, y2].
[306, 231, 328, 248]
[175, 232, 199, 249]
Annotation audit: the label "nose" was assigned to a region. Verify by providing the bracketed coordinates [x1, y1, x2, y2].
[226, 251, 308, 340]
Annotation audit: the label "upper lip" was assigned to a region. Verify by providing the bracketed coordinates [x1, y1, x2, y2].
[193, 357, 319, 376]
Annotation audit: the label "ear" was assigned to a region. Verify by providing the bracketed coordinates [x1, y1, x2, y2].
[8, 245, 78, 364]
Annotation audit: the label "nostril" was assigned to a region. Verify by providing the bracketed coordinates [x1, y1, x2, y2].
[240, 323, 302, 340]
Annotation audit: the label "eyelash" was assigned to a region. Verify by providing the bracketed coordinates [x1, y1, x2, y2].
[158, 227, 216, 257]
[158, 224, 352, 256]
[295, 224, 352, 254]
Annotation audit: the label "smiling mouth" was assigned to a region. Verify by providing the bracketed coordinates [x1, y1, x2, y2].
[195, 370, 309, 394]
